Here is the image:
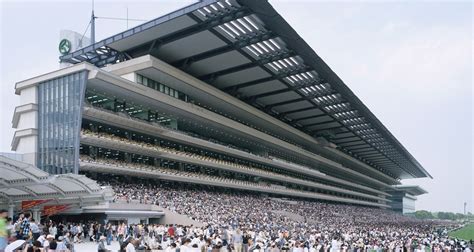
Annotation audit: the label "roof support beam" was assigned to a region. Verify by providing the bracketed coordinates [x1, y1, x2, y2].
[264, 90, 340, 110]
[343, 145, 372, 151]
[277, 107, 315, 117]
[338, 142, 369, 148]
[331, 139, 364, 145]
[171, 31, 275, 69]
[366, 157, 390, 162]
[290, 113, 328, 122]
[198, 51, 299, 83]
[354, 151, 381, 156]
[125, 8, 252, 58]
[223, 68, 311, 93]
[360, 153, 386, 159]
[303, 120, 344, 129]
[241, 80, 324, 102]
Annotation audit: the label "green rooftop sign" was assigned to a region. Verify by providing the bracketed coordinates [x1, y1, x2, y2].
[59, 39, 71, 55]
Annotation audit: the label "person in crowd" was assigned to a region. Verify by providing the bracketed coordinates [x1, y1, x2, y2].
[3, 174, 473, 252]
[44, 234, 55, 250]
[105, 224, 113, 246]
[48, 224, 57, 241]
[125, 238, 139, 252]
[48, 240, 58, 252]
[19, 212, 31, 241]
[0, 209, 7, 252]
[55, 236, 69, 252]
[30, 219, 41, 241]
[232, 229, 243, 252]
[97, 235, 109, 252]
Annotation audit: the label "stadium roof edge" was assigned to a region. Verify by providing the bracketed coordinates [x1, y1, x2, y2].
[58, 0, 431, 180]
[392, 185, 428, 196]
[237, 0, 432, 180]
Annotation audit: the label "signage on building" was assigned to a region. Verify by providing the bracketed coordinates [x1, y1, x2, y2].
[21, 199, 52, 210]
[42, 204, 70, 216]
[59, 39, 71, 55]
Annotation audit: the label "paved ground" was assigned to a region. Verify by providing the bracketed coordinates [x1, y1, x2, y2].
[74, 240, 120, 251]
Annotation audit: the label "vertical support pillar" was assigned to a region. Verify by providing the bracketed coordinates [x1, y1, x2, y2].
[91, 9, 95, 44]
[8, 203, 15, 219]
[32, 207, 40, 222]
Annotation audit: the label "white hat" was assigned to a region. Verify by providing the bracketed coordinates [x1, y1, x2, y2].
[46, 235, 54, 239]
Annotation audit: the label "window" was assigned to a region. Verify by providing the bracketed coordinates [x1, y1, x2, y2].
[37, 71, 87, 174]
[137, 75, 143, 84]
[136, 74, 187, 101]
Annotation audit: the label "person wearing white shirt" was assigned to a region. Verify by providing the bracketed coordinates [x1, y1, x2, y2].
[165, 242, 177, 252]
[30, 219, 41, 241]
[293, 244, 304, 252]
[180, 238, 191, 252]
[126, 239, 139, 252]
[330, 238, 340, 252]
[37, 234, 47, 247]
[56, 236, 68, 252]
[232, 229, 243, 252]
[43, 234, 55, 250]
[49, 225, 58, 239]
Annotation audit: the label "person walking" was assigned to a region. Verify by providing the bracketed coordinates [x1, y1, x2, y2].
[233, 229, 243, 252]
[106, 223, 113, 246]
[30, 218, 41, 241]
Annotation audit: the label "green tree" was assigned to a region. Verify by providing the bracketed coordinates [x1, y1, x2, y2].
[415, 210, 433, 219]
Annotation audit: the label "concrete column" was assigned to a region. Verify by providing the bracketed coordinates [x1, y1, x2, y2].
[32, 207, 40, 221]
[8, 203, 15, 219]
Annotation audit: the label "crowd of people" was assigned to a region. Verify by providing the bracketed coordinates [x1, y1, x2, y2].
[0, 175, 472, 252]
[97, 176, 472, 252]
[0, 211, 77, 252]
[79, 130, 379, 204]
[80, 129, 324, 183]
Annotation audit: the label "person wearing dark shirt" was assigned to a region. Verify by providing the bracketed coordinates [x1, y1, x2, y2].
[243, 231, 252, 252]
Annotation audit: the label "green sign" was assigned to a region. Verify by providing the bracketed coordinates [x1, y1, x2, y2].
[59, 39, 71, 55]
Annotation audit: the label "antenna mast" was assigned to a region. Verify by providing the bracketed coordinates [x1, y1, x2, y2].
[91, 0, 96, 44]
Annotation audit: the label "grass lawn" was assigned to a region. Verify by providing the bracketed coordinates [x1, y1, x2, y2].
[449, 223, 474, 241]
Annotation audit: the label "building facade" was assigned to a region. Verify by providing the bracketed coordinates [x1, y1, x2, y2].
[11, 0, 429, 210]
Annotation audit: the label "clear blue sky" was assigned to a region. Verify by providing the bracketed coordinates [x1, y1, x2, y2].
[0, 0, 472, 213]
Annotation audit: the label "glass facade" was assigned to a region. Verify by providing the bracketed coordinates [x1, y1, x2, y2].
[136, 74, 188, 101]
[37, 71, 88, 174]
[402, 196, 416, 213]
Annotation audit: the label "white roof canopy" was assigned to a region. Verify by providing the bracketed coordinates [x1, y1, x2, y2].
[0, 155, 114, 207]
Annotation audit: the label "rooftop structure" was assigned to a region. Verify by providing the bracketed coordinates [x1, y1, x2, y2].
[60, 0, 431, 180]
[11, 0, 429, 212]
[0, 155, 114, 218]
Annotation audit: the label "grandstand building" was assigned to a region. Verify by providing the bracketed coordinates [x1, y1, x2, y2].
[11, 0, 430, 214]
